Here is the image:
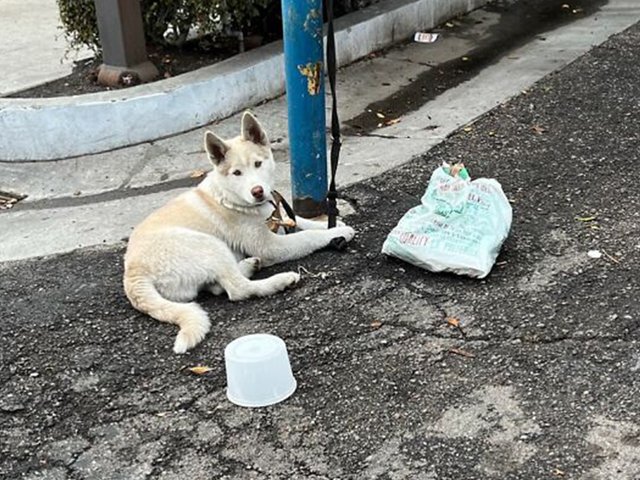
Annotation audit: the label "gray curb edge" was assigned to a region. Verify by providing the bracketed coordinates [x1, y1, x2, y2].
[0, 0, 486, 161]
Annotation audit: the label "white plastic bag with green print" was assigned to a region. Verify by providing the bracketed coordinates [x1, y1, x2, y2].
[382, 163, 512, 278]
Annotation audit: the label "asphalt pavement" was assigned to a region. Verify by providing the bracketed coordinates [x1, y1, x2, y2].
[1, 15, 639, 480]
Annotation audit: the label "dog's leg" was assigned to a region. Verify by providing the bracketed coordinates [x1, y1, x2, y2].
[209, 257, 261, 295]
[295, 216, 346, 231]
[209, 255, 299, 301]
[216, 268, 300, 301]
[255, 226, 355, 267]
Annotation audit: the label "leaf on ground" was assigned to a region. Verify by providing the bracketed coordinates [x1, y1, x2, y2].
[385, 118, 401, 126]
[531, 125, 547, 135]
[576, 215, 597, 222]
[190, 169, 206, 178]
[187, 366, 212, 375]
[371, 320, 383, 329]
[449, 347, 475, 358]
[446, 317, 460, 328]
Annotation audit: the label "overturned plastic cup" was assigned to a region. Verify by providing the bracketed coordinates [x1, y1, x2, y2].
[224, 334, 297, 407]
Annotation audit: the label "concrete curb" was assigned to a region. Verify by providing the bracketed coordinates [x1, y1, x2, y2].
[0, 0, 486, 161]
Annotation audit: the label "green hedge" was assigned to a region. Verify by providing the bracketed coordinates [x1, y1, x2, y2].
[57, 0, 270, 52]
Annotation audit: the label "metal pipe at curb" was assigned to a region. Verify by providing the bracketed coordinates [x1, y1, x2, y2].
[282, 0, 328, 218]
[0, 0, 488, 162]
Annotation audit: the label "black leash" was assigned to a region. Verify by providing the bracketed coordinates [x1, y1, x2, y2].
[325, 0, 340, 230]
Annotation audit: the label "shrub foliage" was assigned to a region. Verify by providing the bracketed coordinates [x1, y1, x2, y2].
[56, 0, 270, 52]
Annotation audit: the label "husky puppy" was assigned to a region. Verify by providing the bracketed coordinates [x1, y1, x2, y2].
[123, 112, 355, 353]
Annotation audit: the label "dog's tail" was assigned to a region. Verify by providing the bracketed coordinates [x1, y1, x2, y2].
[124, 276, 211, 354]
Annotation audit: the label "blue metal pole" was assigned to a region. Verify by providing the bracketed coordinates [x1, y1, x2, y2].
[281, 0, 327, 218]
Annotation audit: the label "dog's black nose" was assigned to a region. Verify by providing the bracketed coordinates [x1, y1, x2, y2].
[251, 186, 264, 199]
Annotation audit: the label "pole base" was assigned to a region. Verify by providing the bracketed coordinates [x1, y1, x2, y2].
[293, 197, 328, 219]
[97, 61, 159, 87]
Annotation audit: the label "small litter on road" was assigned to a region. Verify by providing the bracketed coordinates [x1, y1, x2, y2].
[601, 249, 621, 264]
[587, 250, 602, 259]
[382, 162, 512, 278]
[297, 265, 328, 279]
[414, 32, 439, 44]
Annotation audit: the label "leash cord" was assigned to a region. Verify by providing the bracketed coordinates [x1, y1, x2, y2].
[325, 0, 340, 229]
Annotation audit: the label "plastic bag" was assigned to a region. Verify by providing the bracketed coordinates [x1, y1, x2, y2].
[381, 163, 512, 278]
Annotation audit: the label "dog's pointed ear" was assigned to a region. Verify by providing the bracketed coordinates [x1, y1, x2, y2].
[204, 131, 229, 165]
[241, 111, 269, 146]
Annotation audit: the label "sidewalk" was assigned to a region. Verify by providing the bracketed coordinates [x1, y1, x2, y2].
[0, 0, 91, 97]
[1, 15, 639, 480]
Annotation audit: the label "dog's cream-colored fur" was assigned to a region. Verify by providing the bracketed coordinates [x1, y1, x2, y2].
[123, 112, 355, 353]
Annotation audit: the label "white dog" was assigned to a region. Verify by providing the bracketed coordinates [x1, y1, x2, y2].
[123, 112, 355, 353]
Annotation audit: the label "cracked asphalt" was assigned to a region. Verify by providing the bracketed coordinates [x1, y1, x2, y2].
[1, 21, 640, 480]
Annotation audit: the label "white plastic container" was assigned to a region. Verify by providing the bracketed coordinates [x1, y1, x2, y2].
[224, 334, 297, 407]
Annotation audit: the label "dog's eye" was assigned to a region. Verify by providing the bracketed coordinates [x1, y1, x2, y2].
[255, 161, 262, 168]
[232, 170, 242, 176]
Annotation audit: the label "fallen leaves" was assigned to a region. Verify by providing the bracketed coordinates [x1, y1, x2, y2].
[576, 214, 601, 231]
[448, 347, 475, 358]
[601, 249, 622, 265]
[370, 320, 383, 329]
[446, 317, 467, 339]
[374, 111, 402, 128]
[190, 169, 206, 178]
[187, 365, 212, 375]
[446, 317, 460, 328]
[531, 124, 547, 135]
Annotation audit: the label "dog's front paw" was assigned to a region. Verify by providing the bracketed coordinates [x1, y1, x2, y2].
[271, 271, 301, 292]
[284, 272, 301, 286]
[332, 226, 355, 242]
